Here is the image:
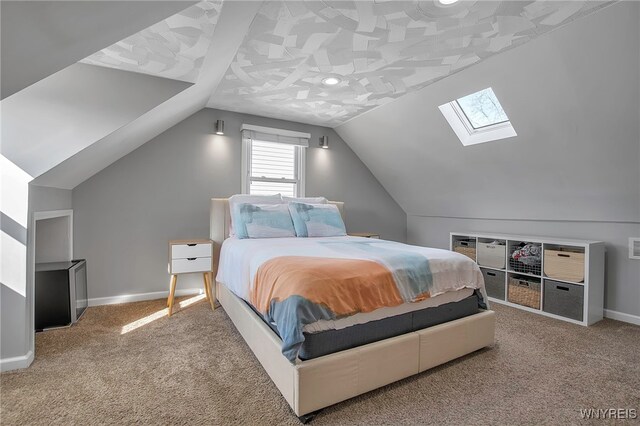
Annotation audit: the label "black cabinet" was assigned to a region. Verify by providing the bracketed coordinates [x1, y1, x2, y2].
[35, 260, 87, 331]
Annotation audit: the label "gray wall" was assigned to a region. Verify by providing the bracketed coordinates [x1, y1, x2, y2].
[72, 108, 406, 299]
[1, 185, 72, 361]
[336, 2, 640, 317]
[29, 185, 73, 212]
[35, 217, 71, 263]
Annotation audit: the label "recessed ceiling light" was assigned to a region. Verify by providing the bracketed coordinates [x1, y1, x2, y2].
[321, 76, 341, 86]
[438, 0, 459, 4]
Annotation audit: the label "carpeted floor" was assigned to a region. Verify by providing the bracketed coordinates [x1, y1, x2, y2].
[2, 295, 639, 425]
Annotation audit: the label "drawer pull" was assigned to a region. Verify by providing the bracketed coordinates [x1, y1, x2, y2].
[557, 253, 570, 258]
[187, 243, 197, 247]
[487, 272, 496, 277]
[556, 285, 569, 291]
[187, 257, 196, 261]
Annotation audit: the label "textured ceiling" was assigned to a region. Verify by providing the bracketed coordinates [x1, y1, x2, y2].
[81, 1, 223, 83]
[79, 0, 611, 126]
[207, 0, 609, 126]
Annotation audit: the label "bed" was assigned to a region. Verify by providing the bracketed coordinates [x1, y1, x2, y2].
[210, 198, 495, 421]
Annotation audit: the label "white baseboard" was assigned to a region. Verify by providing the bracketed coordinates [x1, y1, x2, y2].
[0, 350, 34, 372]
[604, 309, 640, 326]
[88, 288, 204, 307]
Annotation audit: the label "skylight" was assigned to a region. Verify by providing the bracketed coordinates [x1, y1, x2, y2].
[439, 87, 516, 146]
[455, 88, 509, 129]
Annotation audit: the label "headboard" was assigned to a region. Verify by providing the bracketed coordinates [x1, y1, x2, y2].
[209, 198, 345, 273]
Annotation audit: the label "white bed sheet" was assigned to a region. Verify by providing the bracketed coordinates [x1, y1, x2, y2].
[216, 236, 485, 334]
[302, 288, 474, 333]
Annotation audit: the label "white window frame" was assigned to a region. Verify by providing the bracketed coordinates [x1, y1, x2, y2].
[439, 90, 517, 146]
[241, 132, 306, 197]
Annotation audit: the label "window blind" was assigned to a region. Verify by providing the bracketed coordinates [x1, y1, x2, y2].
[242, 133, 306, 197]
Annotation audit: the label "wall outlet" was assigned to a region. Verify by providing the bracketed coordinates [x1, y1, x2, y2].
[630, 238, 640, 260]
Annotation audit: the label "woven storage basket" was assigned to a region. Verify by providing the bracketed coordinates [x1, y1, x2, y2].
[453, 240, 476, 261]
[508, 277, 541, 310]
[544, 249, 585, 283]
[454, 246, 476, 261]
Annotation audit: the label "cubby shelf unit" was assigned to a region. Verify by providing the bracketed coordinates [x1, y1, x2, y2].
[450, 232, 605, 326]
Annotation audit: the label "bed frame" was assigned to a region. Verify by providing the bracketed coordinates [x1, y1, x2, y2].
[210, 198, 495, 422]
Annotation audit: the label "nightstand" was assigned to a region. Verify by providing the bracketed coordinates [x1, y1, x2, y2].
[168, 239, 215, 317]
[348, 232, 380, 239]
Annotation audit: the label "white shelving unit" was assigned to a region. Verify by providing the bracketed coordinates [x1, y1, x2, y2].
[450, 232, 605, 326]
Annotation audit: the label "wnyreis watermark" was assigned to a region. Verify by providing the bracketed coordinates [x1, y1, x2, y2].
[580, 408, 637, 420]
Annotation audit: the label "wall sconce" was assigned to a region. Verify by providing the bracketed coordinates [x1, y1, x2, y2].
[215, 119, 224, 135]
[319, 136, 329, 149]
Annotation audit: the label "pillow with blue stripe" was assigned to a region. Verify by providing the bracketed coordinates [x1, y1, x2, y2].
[228, 194, 283, 237]
[232, 203, 296, 239]
[288, 202, 347, 237]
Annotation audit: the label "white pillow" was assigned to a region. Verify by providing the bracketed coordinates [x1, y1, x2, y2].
[282, 196, 328, 204]
[231, 203, 296, 239]
[228, 194, 282, 236]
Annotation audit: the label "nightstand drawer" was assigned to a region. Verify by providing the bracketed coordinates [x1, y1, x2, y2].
[171, 257, 212, 274]
[171, 243, 212, 259]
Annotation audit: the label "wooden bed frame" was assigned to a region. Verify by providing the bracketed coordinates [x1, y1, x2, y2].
[210, 198, 495, 421]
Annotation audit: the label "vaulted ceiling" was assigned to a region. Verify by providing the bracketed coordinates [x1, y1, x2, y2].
[335, 1, 639, 223]
[81, 0, 610, 126]
[80, 2, 223, 84]
[208, 0, 609, 125]
[1, 0, 618, 190]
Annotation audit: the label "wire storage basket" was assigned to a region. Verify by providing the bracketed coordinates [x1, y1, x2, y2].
[509, 241, 542, 275]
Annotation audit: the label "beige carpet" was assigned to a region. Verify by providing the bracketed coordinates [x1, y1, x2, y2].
[2, 295, 639, 425]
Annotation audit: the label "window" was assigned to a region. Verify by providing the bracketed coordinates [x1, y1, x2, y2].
[241, 125, 307, 197]
[456, 88, 509, 129]
[439, 87, 516, 146]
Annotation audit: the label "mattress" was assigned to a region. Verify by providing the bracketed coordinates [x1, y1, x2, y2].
[253, 292, 482, 360]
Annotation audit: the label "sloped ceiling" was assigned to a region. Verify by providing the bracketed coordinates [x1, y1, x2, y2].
[2, 64, 191, 178]
[3, 0, 619, 191]
[2, 0, 264, 190]
[0, 1, 196, 99]
[78, 1, 612, 127]
[206, 0, 609, 126]
[334, 1, 639, 223]
[31, 1, 264, 189]
[80, 2, 223, 83]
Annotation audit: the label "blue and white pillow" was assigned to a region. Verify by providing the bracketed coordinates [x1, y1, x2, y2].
[228, 194, 283, 237]
[288, 202, 346, 237]
[232, 203, 296, 239]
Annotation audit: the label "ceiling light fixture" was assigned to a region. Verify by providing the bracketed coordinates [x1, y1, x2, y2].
[321, 77, 341, 86]
[438, 0, 459, 5]
[215, 119, 224, 135]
